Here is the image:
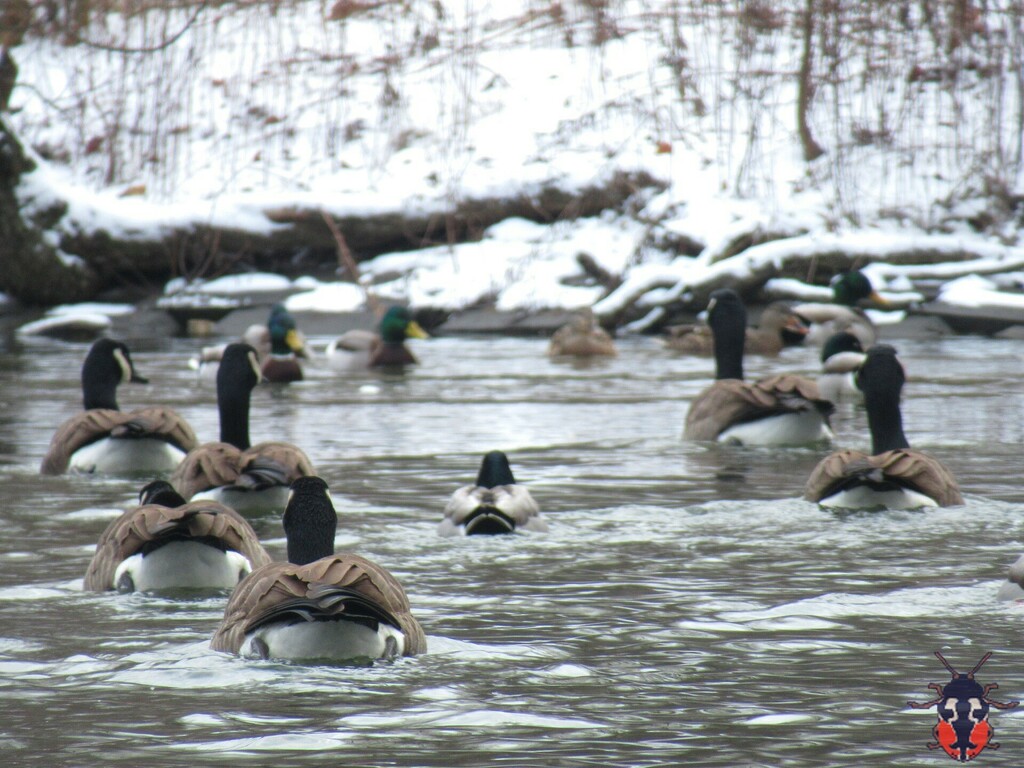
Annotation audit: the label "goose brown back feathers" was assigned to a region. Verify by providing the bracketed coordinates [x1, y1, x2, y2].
[210, 553, 426, 656]
[84, 500, 271, 592]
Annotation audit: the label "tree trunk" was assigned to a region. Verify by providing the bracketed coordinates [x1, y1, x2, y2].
[797, 0, 825, 162]
[0, 114, 101, 304]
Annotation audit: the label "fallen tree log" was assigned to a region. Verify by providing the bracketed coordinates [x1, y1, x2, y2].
[595, 231, 1024, 330]
[0, 115, 665, 306]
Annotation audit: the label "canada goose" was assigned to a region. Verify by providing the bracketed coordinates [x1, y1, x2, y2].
[211, 476, 426, 662]
[83, 479, 271, 593]
[663, 302, 808, 357]
[804, 345, 963, 509]
[260, 304, 307, 383]
[41, 339, 199, 475]
[548, 308, 617, 357]
[171, 343, 316, 515]
[793, 270, 889, 347]
[439, 450, 548, 536]
[817, 331, 866, 404]
[326, 306, 429, 371]
[683, 290, 834, 445]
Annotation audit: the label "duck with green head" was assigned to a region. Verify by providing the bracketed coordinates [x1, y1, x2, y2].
[326, 306, 429, 371]
[793, 270, 890, 347]
[261, 304, 308, 383]
[817, 331, 866, 404]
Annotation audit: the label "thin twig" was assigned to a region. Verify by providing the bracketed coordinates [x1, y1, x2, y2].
[319, 209, 381, 318]
[74, 0, 210, 55]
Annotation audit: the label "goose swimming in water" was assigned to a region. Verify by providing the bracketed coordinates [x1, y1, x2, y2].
[171, 343, 315, 516]
[804, 345, 963, 510]
[41, 339, 199, 476]
[683, 290, 833, 446]
[210, 476, 426, 663]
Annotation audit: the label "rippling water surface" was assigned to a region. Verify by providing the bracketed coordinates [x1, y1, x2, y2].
[1, 329, 1023, 766]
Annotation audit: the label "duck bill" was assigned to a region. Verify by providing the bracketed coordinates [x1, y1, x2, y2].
[462, 507, 516, 535]
[406, 321, 429, 340]
[779, 314, 809, 345]
[866, 290, 891, 308]
[284, 328, 308, 356]
[783, 315, 809, 339]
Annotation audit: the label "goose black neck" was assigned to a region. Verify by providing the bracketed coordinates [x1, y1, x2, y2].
[216, 344, 260, 450]
[217, 384, 251, 450]
[708, 291, 747, 381]
[864, 389, 910, 454]
[83, 375, 119, 411]
[81, 346, 122, 411]
[859, 345, 911, 454]
[476, 451, 516, 488]
[139, 480, 187, 508]
[284, 479, 337, 565]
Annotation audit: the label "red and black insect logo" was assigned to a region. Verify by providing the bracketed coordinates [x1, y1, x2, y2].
[909, 650, 1019, 761]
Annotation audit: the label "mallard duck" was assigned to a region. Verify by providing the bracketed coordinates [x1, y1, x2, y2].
[683, 290, 833, 445]
[210, 476, 426, 662]
[804, 344, 963, 509]
[261, 303, 307, 383]
[83, 480, 271, 593]
[793, 270, 890, 347]
[171, 343, 315, 515]
[439, 450, 547, 536]
[548, 308, 617, 357]
[817, 331, 866, 404]
[326, 306, 428, 371]
[663, 303, 806, 358]
[663, 301, 808, 357]
[41, 339, 199, 475]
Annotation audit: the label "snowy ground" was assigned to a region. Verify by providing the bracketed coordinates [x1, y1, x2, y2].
[7, 1, 1024, 327]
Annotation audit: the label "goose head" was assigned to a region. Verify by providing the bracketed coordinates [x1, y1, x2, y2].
[81, 338, 148, 411]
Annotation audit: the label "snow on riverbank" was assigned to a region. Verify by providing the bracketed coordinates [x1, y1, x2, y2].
[7, 2, 1024, 327]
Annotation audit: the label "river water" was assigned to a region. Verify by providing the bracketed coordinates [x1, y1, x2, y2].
[1, 328, 1023, 766]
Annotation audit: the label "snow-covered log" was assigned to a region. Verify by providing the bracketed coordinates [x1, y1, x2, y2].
[595, 232, 1024, 330]
[1, 114, 664, 306]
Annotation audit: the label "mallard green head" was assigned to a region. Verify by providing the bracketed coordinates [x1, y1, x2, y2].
[820, 331, 864, 364]
[267, 304, 304, 355]
[380, 306, 429, 345]
[831, 271, 888, 307]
